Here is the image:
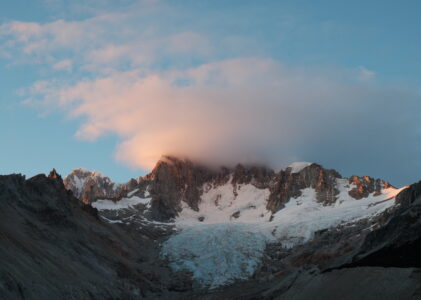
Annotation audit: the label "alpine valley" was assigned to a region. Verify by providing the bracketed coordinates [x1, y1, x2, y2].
[1, 155, 421, 299]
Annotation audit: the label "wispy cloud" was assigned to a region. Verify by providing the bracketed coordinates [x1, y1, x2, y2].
[53, 59, 72, 71]
[0, 1, 217, 72]
[357, 66, 375, 82]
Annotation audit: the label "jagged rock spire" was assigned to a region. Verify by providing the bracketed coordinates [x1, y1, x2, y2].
[48, 168, 61, 180]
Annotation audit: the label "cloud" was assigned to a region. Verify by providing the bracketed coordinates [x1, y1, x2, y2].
[26, 57, 420, 179]
[0, 3, 213, 71]
[357, 66, 375, 81]
[53, 59, 72, 71]
[2, 0, 421, 186]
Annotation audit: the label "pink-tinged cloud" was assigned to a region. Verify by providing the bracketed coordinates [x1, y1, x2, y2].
[3, 1, 420, 184]
[27, 57, 417, 170]
[0, 11, 213, 71]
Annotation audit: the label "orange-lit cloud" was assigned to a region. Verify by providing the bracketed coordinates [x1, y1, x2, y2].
[26, 57, 418, 171]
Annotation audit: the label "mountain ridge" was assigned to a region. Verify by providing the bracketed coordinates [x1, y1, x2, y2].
[1, 159, 421, 298]
[64, 155, 395, 221]
[61, 155, 408, 289]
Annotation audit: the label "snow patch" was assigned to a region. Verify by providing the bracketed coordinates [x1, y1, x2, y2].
[127, 188, 139, 197]
[288, 162, 313, 173]
[73, 168, 106, 178]
[68, 174, 86, 198]
[176, 183, 271, 225]
[112, 183, 121, 191]
[92, 196, 151, 210]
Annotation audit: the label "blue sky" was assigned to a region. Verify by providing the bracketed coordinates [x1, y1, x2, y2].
[1, 0, 420, 185]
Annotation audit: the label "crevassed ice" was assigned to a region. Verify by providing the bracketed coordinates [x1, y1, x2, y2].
[161, 223, 267, 289]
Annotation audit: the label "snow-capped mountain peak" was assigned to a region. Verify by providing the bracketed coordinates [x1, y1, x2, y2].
[64, 168, 122, 203]
[62, 157, 406, 289]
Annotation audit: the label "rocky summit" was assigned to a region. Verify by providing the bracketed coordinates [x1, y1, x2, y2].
[1, 156, 421, 299]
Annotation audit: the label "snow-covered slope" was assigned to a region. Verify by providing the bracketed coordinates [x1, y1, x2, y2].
[269, 183, 405, 247]
[65, 158, 407, 289]
[161, 176, 405, 287]
[92, 196, 151, 211]
[176, 179, 272, 224]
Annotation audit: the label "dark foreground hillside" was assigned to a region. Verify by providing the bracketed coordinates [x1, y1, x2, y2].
[0, 173, 185, 299]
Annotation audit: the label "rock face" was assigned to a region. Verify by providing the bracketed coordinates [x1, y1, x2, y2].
[64, 156, 393, 221]
[345, 181, 421, 268]
[267, 163, 343, 211]
[63, 168, 139, 204]
[144, 157, 213, 221]
[0, 172, 195, 299]
[348, 175, 390, 199]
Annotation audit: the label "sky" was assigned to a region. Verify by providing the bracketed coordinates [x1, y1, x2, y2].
[1, 0, 421, 186]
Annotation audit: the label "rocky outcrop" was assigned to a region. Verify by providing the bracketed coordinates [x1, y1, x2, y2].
[145, 157, 213, 220]
[267, 163, 342, 211]
[146, 158, 277, 220]
[348, 175, 392, 199]
[343, 181, 421, 268]
[63, 168, 140, 204]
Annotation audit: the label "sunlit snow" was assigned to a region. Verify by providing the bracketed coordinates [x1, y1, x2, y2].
[268, 181, 405, 247]
[162, 177, 406, 288]
[176, 181, 272, 225]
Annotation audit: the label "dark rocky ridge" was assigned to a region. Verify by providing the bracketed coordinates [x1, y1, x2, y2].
[340, 181, 421, 269]
[0, 173, 190, 299]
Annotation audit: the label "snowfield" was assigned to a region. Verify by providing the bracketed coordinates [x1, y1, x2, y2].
[268, 182, 404, 247]
[176, 180, 272, 225]
[162, 178, 406, 288]
[92, 196, 151, 210]
[88, 169, 406, 289]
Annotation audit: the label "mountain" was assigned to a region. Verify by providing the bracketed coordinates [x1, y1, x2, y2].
[0, 170, 192, 299]
[1, 157, 421, 299]
[63, 168, 140, 204]
[64, 156, 394, 220]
